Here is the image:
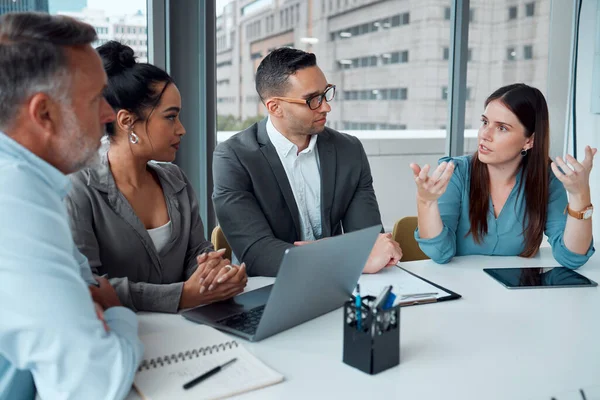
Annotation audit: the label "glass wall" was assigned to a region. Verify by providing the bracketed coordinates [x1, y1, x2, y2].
[47, 0, 149, 62]
[463, 0, 550, 153]
[215, 0, 455, 230]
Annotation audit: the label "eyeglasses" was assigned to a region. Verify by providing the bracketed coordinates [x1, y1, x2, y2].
[271, 85, 336, 110]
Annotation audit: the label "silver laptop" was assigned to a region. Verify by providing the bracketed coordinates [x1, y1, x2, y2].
[182, 225, 381, 342]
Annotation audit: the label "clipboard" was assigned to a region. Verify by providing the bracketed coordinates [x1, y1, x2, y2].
[396, 266, 462, 307]
[356, 265, 462, 308]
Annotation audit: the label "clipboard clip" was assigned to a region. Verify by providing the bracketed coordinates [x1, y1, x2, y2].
[398, 297, 437, 306]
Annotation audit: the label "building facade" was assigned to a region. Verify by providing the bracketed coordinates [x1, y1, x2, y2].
[216, 0, 549, 131]
[59, 8, 148, 62]
[0, 0, 48, 15]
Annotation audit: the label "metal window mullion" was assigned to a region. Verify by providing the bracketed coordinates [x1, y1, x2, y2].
[446, 0, 470, 157]
[147, 0, 167, 70]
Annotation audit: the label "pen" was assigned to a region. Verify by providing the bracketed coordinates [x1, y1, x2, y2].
[355, 284, 361, 331]
[182, 358, 237, 390]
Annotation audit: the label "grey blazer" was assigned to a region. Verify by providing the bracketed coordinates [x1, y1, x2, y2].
[213, 118, 382, 277]
[66, 158, 213, 313]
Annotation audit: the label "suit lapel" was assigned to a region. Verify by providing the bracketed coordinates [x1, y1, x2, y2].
[317, 130, 336, 238]
[257, 120, 302, 239]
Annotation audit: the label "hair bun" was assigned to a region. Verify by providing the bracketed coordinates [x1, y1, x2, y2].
[97, 40, 136, 76]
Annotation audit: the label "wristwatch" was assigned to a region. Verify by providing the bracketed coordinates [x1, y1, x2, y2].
[564, 204, 594, 220]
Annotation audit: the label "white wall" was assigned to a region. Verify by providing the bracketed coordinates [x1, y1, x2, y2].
[361, 133, 479, 231]
[574, 0, 600, 238]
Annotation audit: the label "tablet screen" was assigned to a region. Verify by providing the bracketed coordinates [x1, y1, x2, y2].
[483, 267, 598, 289]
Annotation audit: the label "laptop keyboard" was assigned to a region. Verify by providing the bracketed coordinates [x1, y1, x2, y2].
[217, 305, 266, 335]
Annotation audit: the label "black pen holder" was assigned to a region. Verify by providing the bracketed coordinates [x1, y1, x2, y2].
[342, 295, 400, 375]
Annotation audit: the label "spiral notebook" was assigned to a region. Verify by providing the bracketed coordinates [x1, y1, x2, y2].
[133, 325, 284, 400]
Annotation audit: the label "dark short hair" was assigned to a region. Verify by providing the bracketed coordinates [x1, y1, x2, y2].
[255, 47, 317, 101]
[0, 12, 97, 130]
[97, 41, 174, 136]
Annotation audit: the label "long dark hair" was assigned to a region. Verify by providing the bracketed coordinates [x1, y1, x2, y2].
[468, 83, 550, 258]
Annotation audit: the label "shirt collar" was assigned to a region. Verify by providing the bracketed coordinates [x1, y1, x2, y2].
[0, 131, 71, 198]
[266, 116, 318, 158]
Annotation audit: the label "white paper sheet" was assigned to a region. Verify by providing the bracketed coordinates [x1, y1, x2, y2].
[355, 266, 451, 306]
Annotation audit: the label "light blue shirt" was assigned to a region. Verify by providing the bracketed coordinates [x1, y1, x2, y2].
[0, 132, 143, 400]
[415, 155, 594, 268]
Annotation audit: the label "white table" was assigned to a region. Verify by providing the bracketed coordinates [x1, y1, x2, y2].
[127, 248, 600, 400]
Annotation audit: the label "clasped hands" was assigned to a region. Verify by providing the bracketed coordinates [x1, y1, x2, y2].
[179, 248, 248, 309]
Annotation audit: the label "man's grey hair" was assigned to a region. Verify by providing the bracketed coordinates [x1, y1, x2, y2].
[0, 12, 97, 131]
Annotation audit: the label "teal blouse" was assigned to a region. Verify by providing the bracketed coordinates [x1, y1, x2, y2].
[414, 155, 594, 268]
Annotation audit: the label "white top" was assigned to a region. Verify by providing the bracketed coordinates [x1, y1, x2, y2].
[147, 220, 172, 252]
[127, 248, 600, 400]
[266, 117, 322, 241]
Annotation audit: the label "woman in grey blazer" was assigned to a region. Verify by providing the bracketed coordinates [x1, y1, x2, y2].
[66, 41, 247, 313]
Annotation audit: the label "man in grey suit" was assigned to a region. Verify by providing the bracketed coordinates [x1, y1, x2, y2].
[213, 48, 402, 277]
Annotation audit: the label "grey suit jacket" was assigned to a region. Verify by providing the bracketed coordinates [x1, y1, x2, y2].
[66, 157, 213, 313]
[213, 118, 382, 277]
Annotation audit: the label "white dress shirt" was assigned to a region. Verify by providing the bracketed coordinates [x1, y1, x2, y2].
[266, 117, 322, 241]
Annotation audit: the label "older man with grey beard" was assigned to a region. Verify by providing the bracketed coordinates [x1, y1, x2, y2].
[0, 12, 143, 400]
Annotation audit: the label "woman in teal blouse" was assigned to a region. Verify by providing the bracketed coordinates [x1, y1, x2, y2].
[410, 84, 595, 268]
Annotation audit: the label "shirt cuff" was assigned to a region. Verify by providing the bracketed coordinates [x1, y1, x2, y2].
[104, 306, 139, 338]
[414, 226, 454, 264]
[552, 236, 595, 269]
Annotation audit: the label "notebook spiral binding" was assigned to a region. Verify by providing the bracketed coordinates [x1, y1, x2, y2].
[137, 340, 239, 371]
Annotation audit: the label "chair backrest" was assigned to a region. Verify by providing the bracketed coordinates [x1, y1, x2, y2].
[210, 226, 233, 261]
[392, 216, 430, 262]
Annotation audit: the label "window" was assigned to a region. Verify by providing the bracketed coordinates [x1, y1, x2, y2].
[400, 50, 409, 63]
[332, 13, 410, 40]
[506, 47, 517, 61]
[525, 2, 535, 17]
[443, 47, 449, 60]
[464, 0, 550, 148]
[442, 86, 448, 100]
[50, 0, 148, 63]
[444, 7, 451, 20]
[216, 0, 451, 232]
